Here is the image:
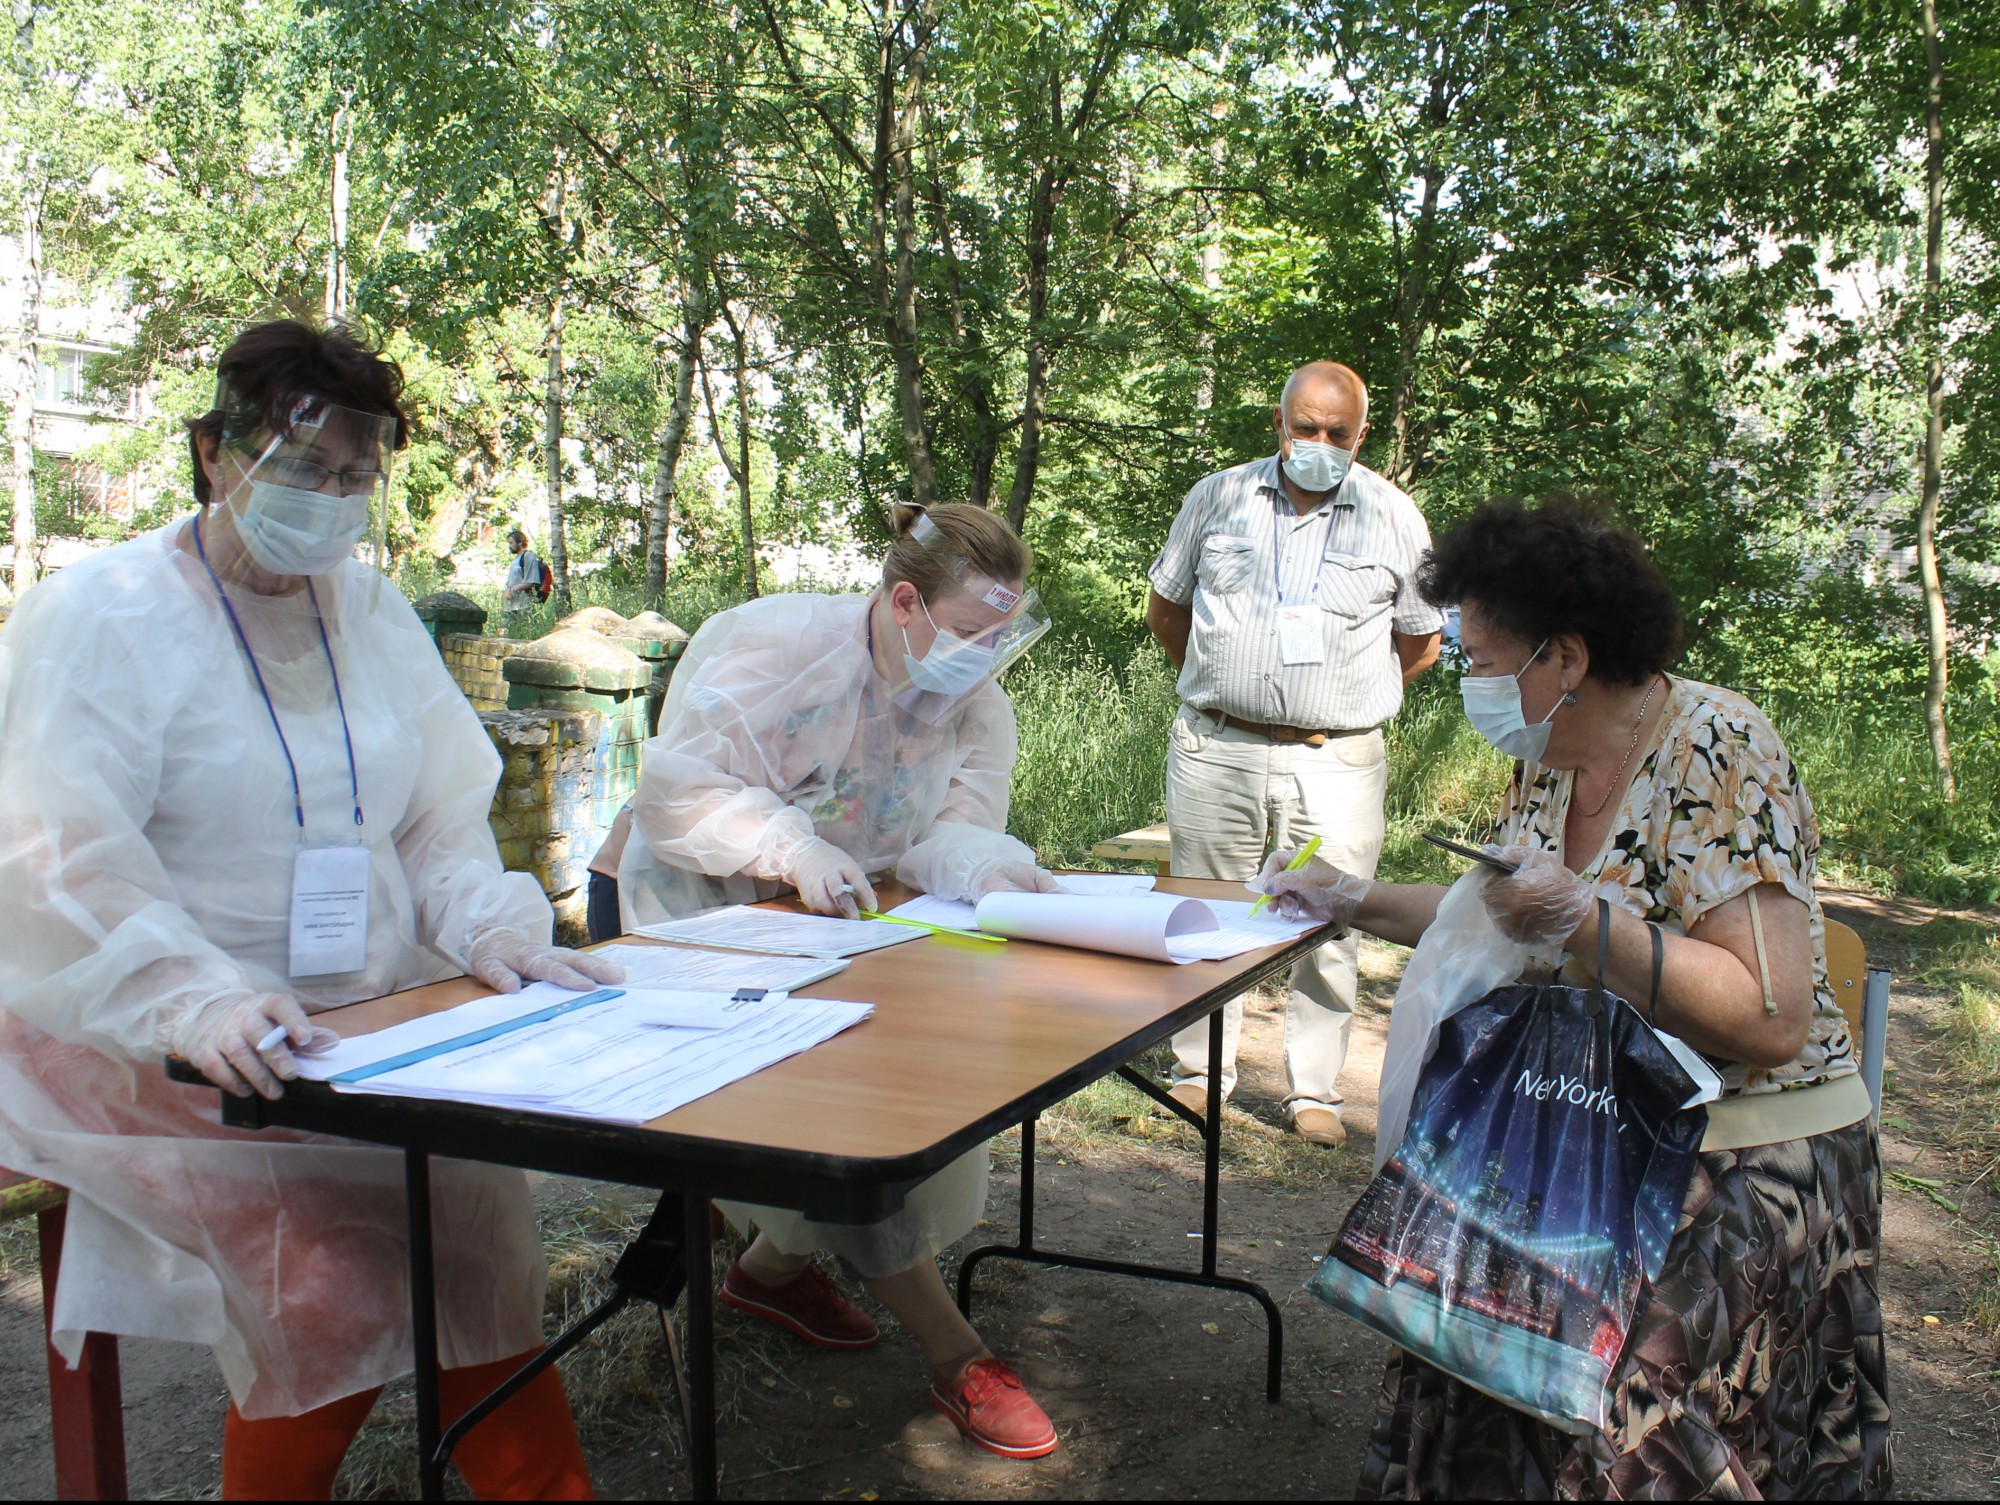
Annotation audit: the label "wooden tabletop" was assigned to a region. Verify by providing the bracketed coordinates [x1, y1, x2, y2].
[190, 877, 1332, 1216]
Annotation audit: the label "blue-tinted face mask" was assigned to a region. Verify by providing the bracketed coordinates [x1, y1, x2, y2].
[902, 598, 999, 696]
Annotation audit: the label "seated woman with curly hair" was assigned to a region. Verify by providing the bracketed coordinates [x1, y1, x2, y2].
[1258, 496, 1892, 1499]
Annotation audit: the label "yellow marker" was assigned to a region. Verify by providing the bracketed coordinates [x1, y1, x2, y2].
[860, 909, 1007, 943]
[1249, 834, 1323, 917]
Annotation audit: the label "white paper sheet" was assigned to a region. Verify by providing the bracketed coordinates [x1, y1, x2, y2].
[1053, 873, 1158, 896]
[313, 987, 874, 1124]
[887, 889, 1324, 963]
[972, 891, 1219, 963]
[634, 905, 922, 959]
[589, 943, 848, 993]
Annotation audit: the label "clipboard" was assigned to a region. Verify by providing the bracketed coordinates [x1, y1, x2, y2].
[1421, 832, 1521, 874]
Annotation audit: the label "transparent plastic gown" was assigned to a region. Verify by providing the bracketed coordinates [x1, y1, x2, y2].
[0, 526, 555, 1417]
[620, 592, 1038, 1275]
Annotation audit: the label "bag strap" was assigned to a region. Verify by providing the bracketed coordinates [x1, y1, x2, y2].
[1646, 921, 1664, 1027]
[1589, 896, 1611, 1016]
[1746, 887, 1778, 1017]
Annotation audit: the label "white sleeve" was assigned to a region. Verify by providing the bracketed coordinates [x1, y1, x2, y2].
[630, 607, 849, 885]
[895, 686, 1038, 901]
[386, 606, 552, 964]
[0, 587, 267, 1059]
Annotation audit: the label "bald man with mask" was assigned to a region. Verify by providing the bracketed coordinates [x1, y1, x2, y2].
[1145, 363, 1441, 1144]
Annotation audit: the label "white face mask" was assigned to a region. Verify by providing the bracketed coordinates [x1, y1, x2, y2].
[232, 480, 371, 577]
[902, 598, 999, 697]
[1280, 422, 1357, 493]
[1459, 638, 1563, 762]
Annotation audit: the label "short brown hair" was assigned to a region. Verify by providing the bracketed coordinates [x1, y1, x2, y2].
[185, 320, 410, 505]
[882, 503, 1031, 599]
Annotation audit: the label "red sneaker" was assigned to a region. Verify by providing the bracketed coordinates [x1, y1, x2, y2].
[719, 1258, 880, 1350]
[931, 1358, 1059, 1459]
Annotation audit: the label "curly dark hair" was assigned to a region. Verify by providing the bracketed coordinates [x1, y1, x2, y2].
[185, 319, 409, 505]
[1417, 496, 1682, 686]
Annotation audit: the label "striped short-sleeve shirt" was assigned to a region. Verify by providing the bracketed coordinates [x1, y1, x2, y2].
[1148, 455, 1442, 730]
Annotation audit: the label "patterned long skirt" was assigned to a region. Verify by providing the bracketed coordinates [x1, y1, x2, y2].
[1356, 1119, 1893, 1500]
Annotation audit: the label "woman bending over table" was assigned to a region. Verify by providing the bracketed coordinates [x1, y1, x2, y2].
[1257, 496, 1891, 1499]
[621, 502, 1063, 1459]
[0, 320, 623, 1499]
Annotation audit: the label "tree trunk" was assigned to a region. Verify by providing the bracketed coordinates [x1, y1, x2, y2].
[645, 278, 707, 607]
[722, 302, 760, 599]
[1006, 181, 1055, 535]
[9, 188, 40, 598]
[1918, 0, 1953, 797]
[324, 91, 353, 320]
[885, 0, 937, 509]
[544, 287, 571, 610]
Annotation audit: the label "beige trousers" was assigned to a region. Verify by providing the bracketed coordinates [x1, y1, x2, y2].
[1164, 705, 1388, 1116]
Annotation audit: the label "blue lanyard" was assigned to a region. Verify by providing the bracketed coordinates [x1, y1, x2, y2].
[193, 515, 364, 833]
[1272, 491, 1339, 607]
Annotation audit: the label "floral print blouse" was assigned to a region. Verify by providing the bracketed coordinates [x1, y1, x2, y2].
[1491, 676, 1857, 1098]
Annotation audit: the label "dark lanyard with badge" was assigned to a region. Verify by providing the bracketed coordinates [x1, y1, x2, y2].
[1272, 493, 1339, 667]
[194, 516, 371, 978]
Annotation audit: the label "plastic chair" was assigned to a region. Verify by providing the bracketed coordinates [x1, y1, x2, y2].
[1821, 918, 1890, 1113]
[1, 1173, 128, 1500]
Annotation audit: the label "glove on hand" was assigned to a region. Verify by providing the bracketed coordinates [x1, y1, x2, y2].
[973, 862, 1065, 897]
[785, 838, 877, 919]
[171, 991, 339, 1101]
[1252, 846, 1371, 928]
[467, 930, 627, 994]
[1478, 844, 1593, 946]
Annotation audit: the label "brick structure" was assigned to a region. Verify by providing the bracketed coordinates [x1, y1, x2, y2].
[484, 628, 652, 932]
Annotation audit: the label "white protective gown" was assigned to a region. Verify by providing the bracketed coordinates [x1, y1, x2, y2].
[619, 592, 1036, 1275]
[0, 525, 555, 1418]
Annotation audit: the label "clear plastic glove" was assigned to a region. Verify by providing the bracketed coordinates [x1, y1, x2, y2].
[1478, 844, 1593, 946]
[1252, 846, 1371, 927]
[466, 930, 628, 995]
[973, 862, 1065, 897]
[784, 838, 877, 919]
[170, 991, 340, 1101]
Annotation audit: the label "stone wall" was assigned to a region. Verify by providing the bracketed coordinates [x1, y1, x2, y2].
[441, 633, 526, 713]
[480, 709, 602, 933]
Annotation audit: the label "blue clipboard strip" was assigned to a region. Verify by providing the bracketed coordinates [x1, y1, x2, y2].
[328, 988, 626, 1085]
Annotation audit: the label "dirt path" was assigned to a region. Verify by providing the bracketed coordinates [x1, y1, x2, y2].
[3, 914, 1996, 1499]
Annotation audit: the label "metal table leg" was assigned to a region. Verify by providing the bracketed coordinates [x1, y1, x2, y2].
[405, 1149, 446, 1502]
[957, 1003, 1285, 1401]
[681, 1194, 718, 1499]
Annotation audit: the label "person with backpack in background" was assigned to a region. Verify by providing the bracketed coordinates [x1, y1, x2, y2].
[502, 528, 549, 614]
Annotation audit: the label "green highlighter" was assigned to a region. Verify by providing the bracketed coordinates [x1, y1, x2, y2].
[1249, 834, 1323, 918]
[859, 909, 1007, 944]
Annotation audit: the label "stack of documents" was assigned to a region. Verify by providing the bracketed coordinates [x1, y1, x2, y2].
[295, 983, 872, 1124]
[587, 943, 849, 992]
[889, 889, 1321, 964]
[634, 906, 924, 959]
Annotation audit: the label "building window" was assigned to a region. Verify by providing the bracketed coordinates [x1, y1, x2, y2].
[37, 346, 103, 410]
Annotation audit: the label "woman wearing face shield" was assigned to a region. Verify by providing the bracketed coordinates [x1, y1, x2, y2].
[619, 502, 1064, 1459]
[0, 320, 622, 1499]
[1253, 497, 1889, 1499]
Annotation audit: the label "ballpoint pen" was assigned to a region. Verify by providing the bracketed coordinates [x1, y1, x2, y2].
[1249, 834, 1323, 918]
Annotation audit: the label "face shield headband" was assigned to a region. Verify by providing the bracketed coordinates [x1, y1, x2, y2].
[889, 513, 1050, 722]
[214, 381, 397, 582]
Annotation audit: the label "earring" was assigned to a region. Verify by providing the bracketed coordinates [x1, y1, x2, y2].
[1560, 690, 1580, 707]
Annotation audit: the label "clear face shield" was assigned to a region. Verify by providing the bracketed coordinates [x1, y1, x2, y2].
[207, 384, 396, 585]
[888, 515, 1050, 722]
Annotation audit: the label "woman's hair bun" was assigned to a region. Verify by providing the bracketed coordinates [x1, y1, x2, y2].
[889, 501, 928, 536]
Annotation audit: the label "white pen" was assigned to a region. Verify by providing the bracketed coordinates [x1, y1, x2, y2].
[256, 1024, 290, 1053]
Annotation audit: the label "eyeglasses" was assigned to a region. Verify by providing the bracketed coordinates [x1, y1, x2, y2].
[260, 456, 387, 498]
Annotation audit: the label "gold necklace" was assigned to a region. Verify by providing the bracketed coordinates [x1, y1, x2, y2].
[1579, 675, 1662, 819]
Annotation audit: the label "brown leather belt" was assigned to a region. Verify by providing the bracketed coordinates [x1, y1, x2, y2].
[1218, 714, 1343, 747]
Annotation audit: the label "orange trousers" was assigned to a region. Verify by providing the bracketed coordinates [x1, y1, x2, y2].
[221, 1350, 593, 1500]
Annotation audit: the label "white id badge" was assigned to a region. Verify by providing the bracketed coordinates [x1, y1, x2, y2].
[1276, 603, 1326, 666]
[289, 845, 371, 978]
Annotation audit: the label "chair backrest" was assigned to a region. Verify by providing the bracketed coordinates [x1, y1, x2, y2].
[1823, 917, 1868, 1048]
